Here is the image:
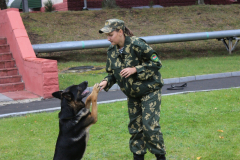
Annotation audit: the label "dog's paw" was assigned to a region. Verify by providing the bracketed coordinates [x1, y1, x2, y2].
[76, 108, 89, 117]
[93, 83, 100, 93]
[75, 108, 90, 123]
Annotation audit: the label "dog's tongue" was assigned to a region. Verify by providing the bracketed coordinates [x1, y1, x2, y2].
[82, 90, 89, 95]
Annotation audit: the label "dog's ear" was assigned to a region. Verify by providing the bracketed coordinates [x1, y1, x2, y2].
[62, 92, 72, 101]
[52, 91, 63, 99]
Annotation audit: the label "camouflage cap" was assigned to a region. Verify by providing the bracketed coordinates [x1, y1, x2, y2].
[99, 19, 125, 34]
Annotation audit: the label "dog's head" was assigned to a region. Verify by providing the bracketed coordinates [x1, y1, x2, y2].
[52, 81, 89, 119]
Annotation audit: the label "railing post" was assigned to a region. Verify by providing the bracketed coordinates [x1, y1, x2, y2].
[228, 38, 233, 54]
[83, 0, 88, 10]
[22, 0, 29, 13]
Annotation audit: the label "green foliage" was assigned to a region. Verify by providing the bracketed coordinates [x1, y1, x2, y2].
[0, 0, 7, 10]
[0, 88, 240, 159]
[102, 0, 118, 9]
[149, 0, 154, 8]
[44, 0, 55, 12]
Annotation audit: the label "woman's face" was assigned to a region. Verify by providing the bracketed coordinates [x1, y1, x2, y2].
[106, 30, 122, 46]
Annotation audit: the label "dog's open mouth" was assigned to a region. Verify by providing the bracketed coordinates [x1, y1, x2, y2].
[82, 90, 89, 97]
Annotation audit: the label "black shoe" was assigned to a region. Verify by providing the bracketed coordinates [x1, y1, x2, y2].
[155, 154, 166, 160]
[133, 153, 144, 160]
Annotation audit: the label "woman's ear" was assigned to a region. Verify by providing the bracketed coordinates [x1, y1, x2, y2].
[119, 29, 124, 36]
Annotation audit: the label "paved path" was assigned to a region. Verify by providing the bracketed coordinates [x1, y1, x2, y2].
[0, 73, 239, 118]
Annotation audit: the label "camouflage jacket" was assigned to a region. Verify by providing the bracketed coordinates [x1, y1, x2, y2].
[103, 36, 164, 98]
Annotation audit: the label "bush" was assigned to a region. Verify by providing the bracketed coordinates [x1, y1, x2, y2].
[0, 0, 7, 10]
[149, 0, 154, 8]
[102, 0, 118, 9]
[44, 0, 55, 12]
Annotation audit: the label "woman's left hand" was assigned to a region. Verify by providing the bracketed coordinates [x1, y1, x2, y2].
[120, 67, 137, 78]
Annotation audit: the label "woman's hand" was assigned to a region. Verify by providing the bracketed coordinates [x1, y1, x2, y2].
[99, 80, 107, 91]
[120, 67, 137, 78]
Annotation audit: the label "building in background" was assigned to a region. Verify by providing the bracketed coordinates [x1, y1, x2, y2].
[8, 0, 239, 12]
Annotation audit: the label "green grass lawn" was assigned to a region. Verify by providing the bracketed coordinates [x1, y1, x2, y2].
[58, 55, 240, 90]
[0, 88, 239, 159]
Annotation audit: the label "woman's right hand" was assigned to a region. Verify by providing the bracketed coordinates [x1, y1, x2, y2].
[99, 81, 107, 91]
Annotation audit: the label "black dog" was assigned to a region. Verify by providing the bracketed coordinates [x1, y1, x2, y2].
[52, 81, 100, 160]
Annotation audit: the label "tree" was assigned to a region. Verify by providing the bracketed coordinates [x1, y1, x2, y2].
[0, 0, 7, 10]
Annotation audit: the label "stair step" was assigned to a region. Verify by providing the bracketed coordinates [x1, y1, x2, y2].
[0, 68, 18, 76]
[0, 37, 7, 45]
[0, 75, 22, 84]
[0, 37, 25, 93]
[0, 44, 10, 53]
[0, 52, 13, 60]
[0, 60, 16, 69]
[0, 82, 25, 93]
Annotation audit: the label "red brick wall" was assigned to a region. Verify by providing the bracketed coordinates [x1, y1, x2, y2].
[162, 0, 197, 7]
[202, 0, 236, 5]
[66, 0, 199, 10]
[41, 0, 236, 12]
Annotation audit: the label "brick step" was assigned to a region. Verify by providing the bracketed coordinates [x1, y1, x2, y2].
[0, 75, 22, 84]
[0, 44, 10, 53]
[0, 52, 13, 60]
[0, 82, 25, 93]
[0, 68, 18, 76]
[0, 37, 7, 45]
[0, 60, 16, 69]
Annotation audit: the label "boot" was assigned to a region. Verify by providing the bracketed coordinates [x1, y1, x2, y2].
[155, 154, 166, 160]
[133, 153, 144, 160]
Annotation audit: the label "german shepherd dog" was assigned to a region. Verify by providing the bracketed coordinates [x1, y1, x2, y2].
[52, 81, 100, 160]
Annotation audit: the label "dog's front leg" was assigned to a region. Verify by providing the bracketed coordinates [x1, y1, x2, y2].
[90, 83, 100, 124]
[85, 94, 92, 109]
[85, 83, 100, 109]
[85, 86, 95, 109]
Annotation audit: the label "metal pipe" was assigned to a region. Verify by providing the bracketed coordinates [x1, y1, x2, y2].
[142, 29, 240, 44]
[33, 39, 110, 53]
[32, 29, 240, 54]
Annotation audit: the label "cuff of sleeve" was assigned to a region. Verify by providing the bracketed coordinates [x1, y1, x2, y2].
[135, 65, 145, 74]
[103, 78, 108, 82]
[102, 78, 111, 92]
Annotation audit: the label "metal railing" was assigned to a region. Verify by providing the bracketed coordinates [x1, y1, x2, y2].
[32, 29, 240, 55]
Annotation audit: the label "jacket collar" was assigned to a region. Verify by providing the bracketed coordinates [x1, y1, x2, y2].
[124, 36, 131, 47]
[114, 36, 131, 56]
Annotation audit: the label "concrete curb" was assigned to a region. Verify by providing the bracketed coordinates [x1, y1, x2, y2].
[0, 97, 42, 106]
[85, 71, 240, 92]
[164, 71, 240, 84]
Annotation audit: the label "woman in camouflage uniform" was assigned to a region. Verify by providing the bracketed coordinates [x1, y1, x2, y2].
[99, 19, 166, 160]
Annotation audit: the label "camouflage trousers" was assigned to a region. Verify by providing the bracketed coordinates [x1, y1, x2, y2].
[127, 89, 166, 155]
